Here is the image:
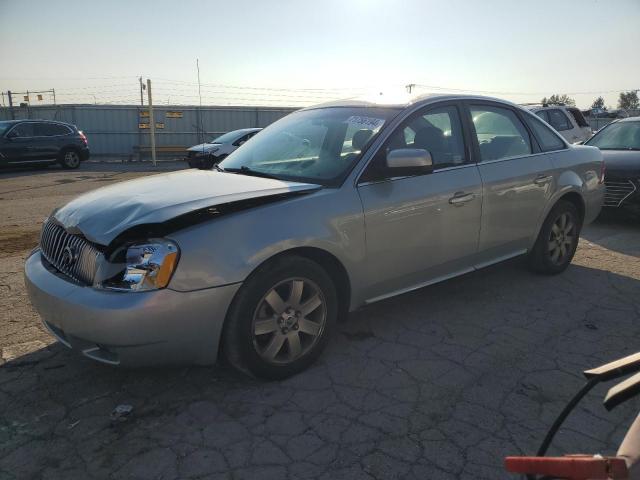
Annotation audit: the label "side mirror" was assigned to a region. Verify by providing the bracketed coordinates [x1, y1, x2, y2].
[6, 131, 17, 140]
[386, 148, 433, 173]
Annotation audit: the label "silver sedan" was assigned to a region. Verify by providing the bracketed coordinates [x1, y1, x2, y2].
[24, 94, 605, 379]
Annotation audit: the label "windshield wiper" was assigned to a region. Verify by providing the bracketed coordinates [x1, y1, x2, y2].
[223, 166, 282, 180]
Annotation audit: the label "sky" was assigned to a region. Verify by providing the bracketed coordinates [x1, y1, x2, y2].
[0, 0, 638, 109]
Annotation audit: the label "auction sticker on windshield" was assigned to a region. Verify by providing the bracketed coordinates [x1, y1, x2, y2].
[346, 116, 386, 130]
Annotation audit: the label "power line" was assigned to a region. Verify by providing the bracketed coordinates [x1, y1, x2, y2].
[413, 83, 639, 96]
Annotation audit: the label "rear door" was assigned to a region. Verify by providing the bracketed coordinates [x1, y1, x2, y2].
[33, 122, 70, 160]
[466, 102, 556, 266]
[357, 102, 483, 301]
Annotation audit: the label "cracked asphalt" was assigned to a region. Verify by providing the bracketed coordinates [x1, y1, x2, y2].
[1, 162, 639, 479]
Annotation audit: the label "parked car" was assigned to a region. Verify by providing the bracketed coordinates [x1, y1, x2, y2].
[185, 127, 261, 169]
[526, 104, 592, 144]
[25, 94, 604, 379]
[0, 119, 89, 169]
[585, 117, 640, 214]
[583, 108, 629, 119]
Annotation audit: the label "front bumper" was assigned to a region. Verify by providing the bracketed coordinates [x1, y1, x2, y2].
[24, 250, 240, 367]
[80, 147, 90, 161]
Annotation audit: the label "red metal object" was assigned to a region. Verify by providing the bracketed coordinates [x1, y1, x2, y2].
[505, 455, 629, 479]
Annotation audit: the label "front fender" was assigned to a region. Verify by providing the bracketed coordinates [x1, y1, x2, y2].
[166, 187, 366, 294]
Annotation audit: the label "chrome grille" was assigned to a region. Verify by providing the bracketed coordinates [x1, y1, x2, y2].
[604, 180, 636, 207]
[40, 220, 101, 285]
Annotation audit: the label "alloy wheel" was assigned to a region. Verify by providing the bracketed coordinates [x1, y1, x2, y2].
[64, 151, 80, 168]
[252, 277, 326, 365]
[547, 212, 576, 265]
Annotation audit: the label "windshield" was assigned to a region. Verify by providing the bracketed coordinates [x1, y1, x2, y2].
[219, 107, 399, 186]
[586, 122, 640, 150]
[209, 130, 249, 144]
[0, 121, 13, 136]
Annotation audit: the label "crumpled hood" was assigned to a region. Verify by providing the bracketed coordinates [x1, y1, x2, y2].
[53, 169, 321, 245]
[187, 143, 220, 153]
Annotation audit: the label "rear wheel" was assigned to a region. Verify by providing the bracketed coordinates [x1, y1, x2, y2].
[59, 149, 81, 169]
[527, 200, 581, 274]
[222, 255, 337, 380]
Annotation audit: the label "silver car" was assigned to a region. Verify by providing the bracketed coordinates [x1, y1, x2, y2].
[24, 94, 605, 379]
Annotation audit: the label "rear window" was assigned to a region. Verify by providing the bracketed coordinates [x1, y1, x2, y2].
[567, 108, 589, 128]
[523, 114, 566, 152]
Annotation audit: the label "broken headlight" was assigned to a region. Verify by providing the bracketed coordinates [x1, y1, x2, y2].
[99, 240, 179, 292]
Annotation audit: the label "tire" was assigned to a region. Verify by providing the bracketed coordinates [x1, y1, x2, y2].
[59, 149, 81, 169]
[222, 255, 338, 380]
[527, 200, 581, 274]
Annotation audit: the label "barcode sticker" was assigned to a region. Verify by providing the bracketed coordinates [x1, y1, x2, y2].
[346, 116, 385, 130]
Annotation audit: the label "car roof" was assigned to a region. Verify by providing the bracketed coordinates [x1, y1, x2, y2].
[302, 93, 522, 111]
[525, 104, 572, 112]
[0, 119, 73, 126]
[232, 127, 262, 133]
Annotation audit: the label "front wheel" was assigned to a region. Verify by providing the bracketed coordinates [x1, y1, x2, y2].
[60, 149, 81, 169]
[527, 200, 581, 274]
[222, 255, 337, 380]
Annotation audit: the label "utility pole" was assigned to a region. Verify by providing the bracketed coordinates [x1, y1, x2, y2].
[405, 83, 416, 94]
[139, 77, 145, 106]
[52, 88, 56, 105]
[7, 90, 15, 119]
[196, 58, 204, 144]
[147, 79, 157, 166]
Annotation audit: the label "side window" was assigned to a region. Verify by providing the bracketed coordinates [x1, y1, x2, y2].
[536, 110, 549, 122]
[360, 105, 467, 182]
[470, 105, 532, 162]
[34, 123, 70, 136]
[547, 109, 572, 131]
[523, 114, 566, 152]
[9, 123, 34, 138]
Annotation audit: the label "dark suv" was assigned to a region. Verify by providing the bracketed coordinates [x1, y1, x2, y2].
[0, 120, 90, 169]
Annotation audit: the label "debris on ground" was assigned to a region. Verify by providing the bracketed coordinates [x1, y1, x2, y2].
[110, 404, 133, 422]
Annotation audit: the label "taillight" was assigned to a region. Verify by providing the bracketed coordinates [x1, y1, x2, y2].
[79, 131, 88, 145]
[599, 161, 606, 184]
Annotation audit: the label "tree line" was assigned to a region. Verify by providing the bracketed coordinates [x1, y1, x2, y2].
[539, 91, 639, 111]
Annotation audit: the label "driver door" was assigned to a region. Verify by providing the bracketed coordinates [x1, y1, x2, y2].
[356, 102, 483, 302]
[3, 122, 35, 162]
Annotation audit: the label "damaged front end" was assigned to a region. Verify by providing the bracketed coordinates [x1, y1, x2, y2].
[40, 188, 319, 292]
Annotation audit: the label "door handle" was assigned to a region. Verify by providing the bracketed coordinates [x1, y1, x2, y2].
[534, 174, 552, 186]
[449, 192, 475, 206]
